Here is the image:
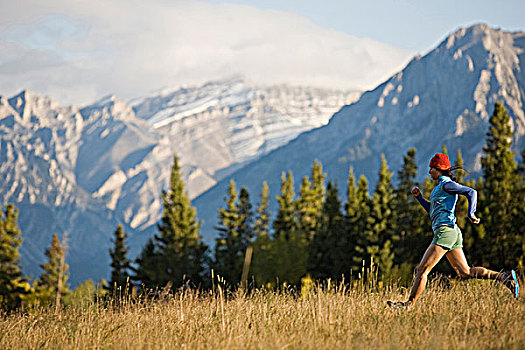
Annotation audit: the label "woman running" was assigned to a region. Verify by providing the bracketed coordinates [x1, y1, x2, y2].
[389, 153, 519, 309]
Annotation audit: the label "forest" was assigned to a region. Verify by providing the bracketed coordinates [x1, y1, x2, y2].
[0, 102, 523, 312]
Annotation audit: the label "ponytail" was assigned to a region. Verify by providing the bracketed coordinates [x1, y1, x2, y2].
[443, 165, 469, 182]
[442, 169, 457, 182]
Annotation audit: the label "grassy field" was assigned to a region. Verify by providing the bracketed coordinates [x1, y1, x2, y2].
[1, 277, 523, 349]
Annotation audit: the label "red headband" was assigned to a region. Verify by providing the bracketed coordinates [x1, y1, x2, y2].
[429, 153, 451, 171]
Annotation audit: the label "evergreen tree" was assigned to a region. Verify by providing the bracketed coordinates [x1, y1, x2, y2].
[134, 155, 207, 289]
[238, 187, 254, 247]
[467, 177, 488, 266]
[294, 161, 325, 281]
[515, 146, 525, 270]
[295, 160, 326, 242]
[214, 180, 241, 285]
[34, 233, 70, 307]
[214, 182, 254, 286]
[422, 176, 434, 199]
[251, 182, 275, 286]
[0, 204, 30, 311]
[480, 102, 522, 269]
[393, 148, 427, 267]
[254, 182, 271, 240]
[133, 238, 160, 289]
[453, 149, 466, 182]
[518, 146, 525, 177]
[351, 175, 372, 272]
[452, 150, 477, 252]
[308, 181, 345, 280]
[273, 172, 297, 240]
[344, 167, 359, 229]
[368, 155, 396, 279]
[311, 161, 326, 200]
[296, 176, 315, 241]
[273, 171, 306, 285]
[108, 224, 131, 293]
[343, 167, 362, 274]
[393, 149, 417, 259]
[238, 187, 255, 286]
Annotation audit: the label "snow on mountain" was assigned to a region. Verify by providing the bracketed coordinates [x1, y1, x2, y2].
[0, 91, 117, 283]
[0, 80, 356, 283]
[132, 79, 359, 183]
[193, 24, 525, 245]
[1, 91, 82, 207]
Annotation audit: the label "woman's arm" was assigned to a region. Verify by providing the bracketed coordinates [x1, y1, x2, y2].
[442, 181, 479, 222]
[411, 186, 430, 213]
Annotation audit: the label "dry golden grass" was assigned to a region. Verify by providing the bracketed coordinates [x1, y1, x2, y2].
[1, 278, 524, 350]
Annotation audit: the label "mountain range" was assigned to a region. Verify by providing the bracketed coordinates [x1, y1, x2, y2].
[193, 24, 525, 246]
[0, 80, 356, 284]
[1, 24, 523, 285]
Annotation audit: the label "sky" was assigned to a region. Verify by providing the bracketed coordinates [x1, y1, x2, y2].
[0, 0, 524, 106]
[206, 0, 525, 51]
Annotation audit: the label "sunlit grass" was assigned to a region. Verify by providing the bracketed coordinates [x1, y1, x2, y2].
[1, 277, 523, 349]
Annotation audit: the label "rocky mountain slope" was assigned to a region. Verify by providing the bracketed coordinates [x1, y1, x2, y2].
[194, 24, 525, 244]
[131, 79, 359, 194]
[0, 81, 356, 283]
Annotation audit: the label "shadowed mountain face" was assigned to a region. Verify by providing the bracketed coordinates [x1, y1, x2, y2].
[0, 81, 355, 284]
[194, 24, 525, 245]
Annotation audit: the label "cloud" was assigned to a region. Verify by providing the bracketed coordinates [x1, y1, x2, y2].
[0, 0, 412, 105]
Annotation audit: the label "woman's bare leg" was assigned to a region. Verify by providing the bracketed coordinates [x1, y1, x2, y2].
[445, 248, 504, 280]
[407, 244, 448, 307]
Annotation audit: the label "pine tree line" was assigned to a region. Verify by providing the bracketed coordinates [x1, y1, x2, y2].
[1, 102, 524, 311]
[205, 103, 523, 287]
[200, 101, 523, 287]
[0, 205, 71, 312]
[132, 156, 207, 290]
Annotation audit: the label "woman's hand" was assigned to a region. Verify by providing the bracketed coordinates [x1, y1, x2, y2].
[411, 186, 421, 197]
[469, 216, 481, 224]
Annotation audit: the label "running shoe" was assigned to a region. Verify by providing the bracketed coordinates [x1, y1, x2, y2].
[387, 301, 410, 310]
[502, 270, 520, 298]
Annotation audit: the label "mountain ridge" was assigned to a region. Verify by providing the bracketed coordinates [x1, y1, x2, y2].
[0, 80, 356, 284]
[2, 23, 523, 284]
[193, 24, 525, 246]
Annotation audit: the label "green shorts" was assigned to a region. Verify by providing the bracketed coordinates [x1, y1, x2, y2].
[432, 225, 463, 250]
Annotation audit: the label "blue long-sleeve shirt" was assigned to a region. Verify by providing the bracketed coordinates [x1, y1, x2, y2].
[416, 176, 477, 230]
